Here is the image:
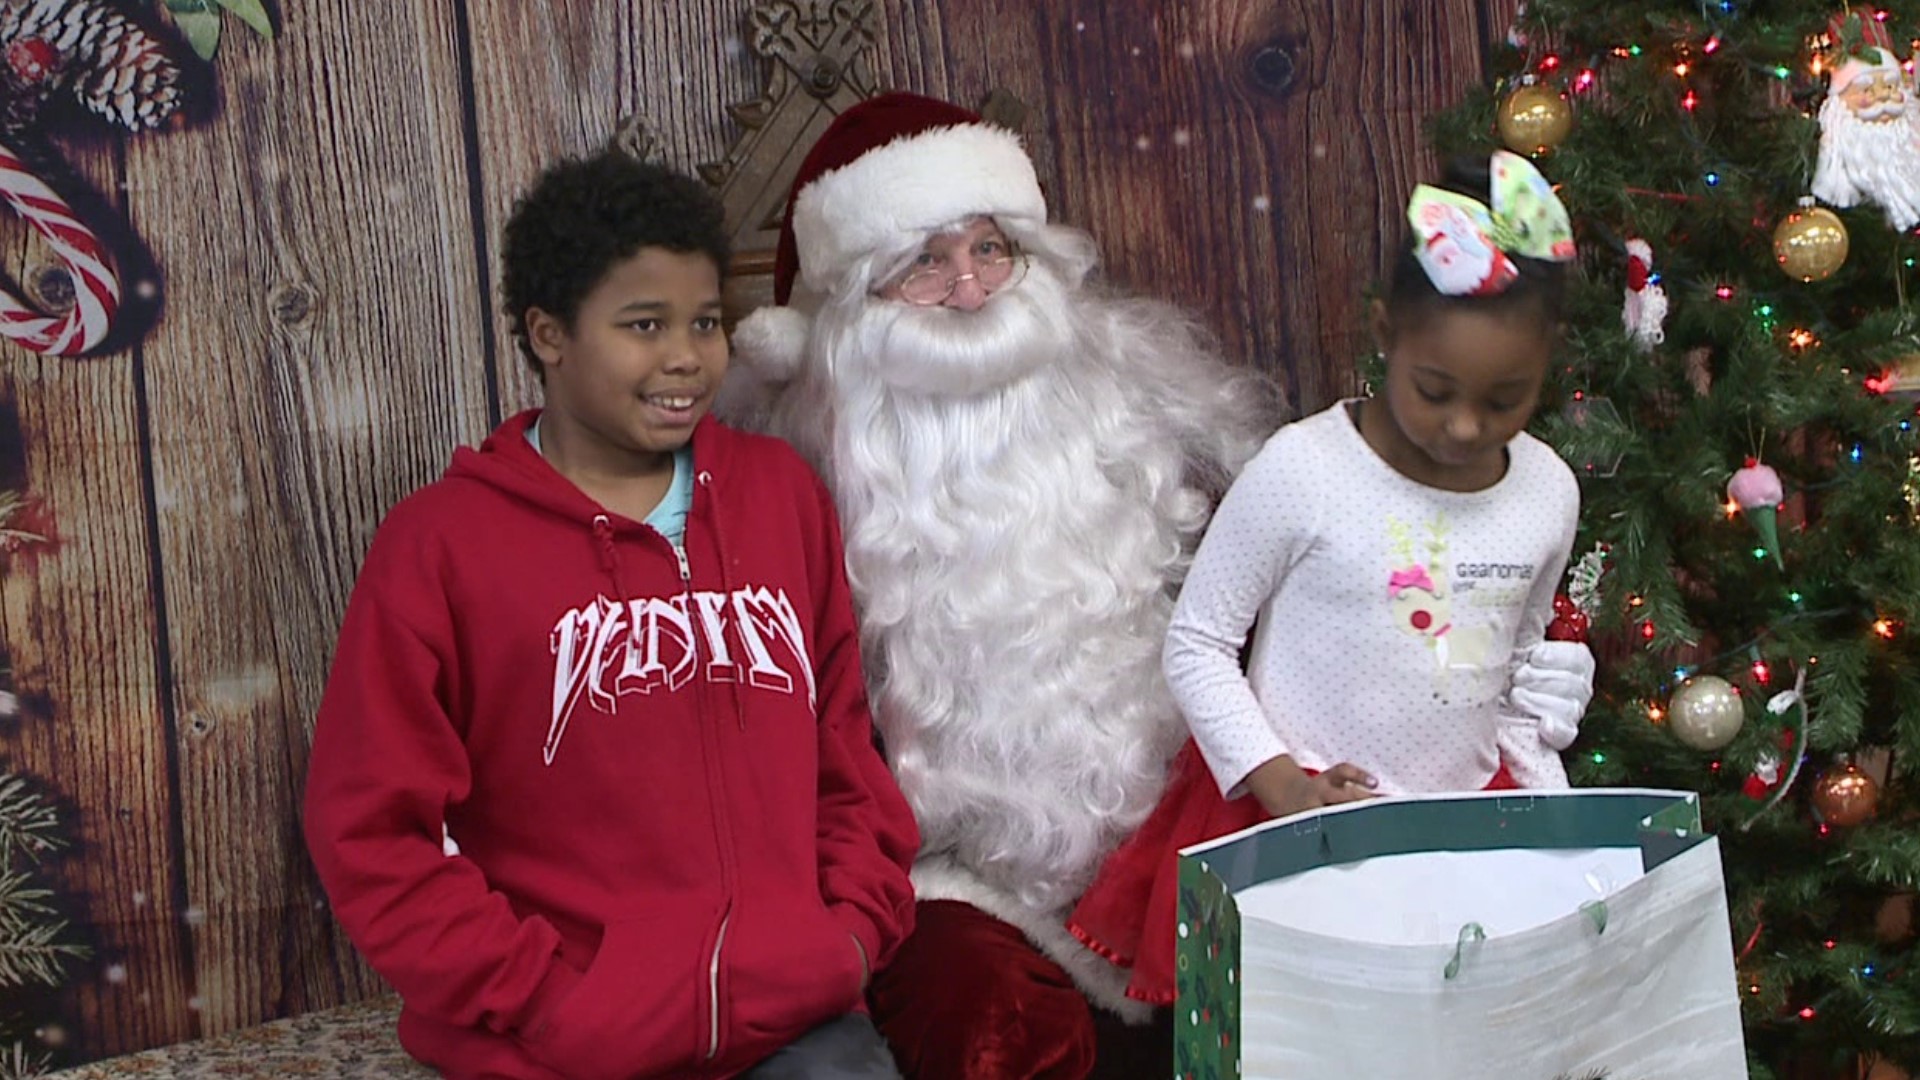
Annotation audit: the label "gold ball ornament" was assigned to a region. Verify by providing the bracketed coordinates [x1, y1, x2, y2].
[1666, 675, 1745, 751]
[1772, 204, 1849, 282]
[1497, 81, 1573, 156]
[1810, 763, 1880, 827]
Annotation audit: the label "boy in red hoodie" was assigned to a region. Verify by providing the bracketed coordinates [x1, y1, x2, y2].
[302, 149, 919, 1080]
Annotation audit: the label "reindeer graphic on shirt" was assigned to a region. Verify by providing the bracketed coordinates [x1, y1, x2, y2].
[1384, 515, 1494, 688]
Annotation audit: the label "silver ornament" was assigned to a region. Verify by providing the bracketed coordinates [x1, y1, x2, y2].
[1668, 675, 1745, 751]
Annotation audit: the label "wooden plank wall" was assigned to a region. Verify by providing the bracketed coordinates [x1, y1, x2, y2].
[0, 0, 1516, 1063]
[885, 0, 1505, 410]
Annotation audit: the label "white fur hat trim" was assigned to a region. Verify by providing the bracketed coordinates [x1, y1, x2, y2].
[1829, 51, 1903, 99]
[790, 123, 1046, 297]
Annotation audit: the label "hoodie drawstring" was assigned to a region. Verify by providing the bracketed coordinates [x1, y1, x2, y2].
[697, 470, 748, 732]
[591, 514, 629, 601]
[591, 475, 747, 732]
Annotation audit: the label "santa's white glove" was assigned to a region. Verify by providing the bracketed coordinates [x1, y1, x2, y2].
[1510, 641, 1595, 751]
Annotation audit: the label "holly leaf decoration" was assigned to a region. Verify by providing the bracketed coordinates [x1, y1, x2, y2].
[163, 0, 222, 60]
[164, 0, 275, 59]
[1837, 13, 1864, 52]
[1833, 12, 1885, 65]
[214, 0, 274, 40]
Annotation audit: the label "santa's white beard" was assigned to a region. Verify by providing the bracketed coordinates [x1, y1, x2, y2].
[1813, 93, 1920, 229]
[804, 266, 1209, 917]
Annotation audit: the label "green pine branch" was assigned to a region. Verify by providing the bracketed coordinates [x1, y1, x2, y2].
[0, 491, 42, 552]
[0, 776, 65, 868]
[0, 894, 87, 989]
[0, 779, 90, 991]
[0, 1042, 51, 1080]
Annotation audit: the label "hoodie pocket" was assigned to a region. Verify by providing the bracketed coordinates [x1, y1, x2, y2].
[521, 898, 726, 1080]
[724, 893, 866, 1054]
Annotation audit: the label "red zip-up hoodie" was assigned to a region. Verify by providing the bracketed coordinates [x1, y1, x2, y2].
[303, 410, 918, 1079]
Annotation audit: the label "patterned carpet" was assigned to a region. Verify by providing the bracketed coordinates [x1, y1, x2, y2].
[47, 997, 433, 1078]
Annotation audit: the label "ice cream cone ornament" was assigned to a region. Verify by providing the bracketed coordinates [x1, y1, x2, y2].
[1728, 458, 1785, 569]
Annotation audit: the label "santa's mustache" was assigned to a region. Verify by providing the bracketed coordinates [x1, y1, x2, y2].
[824, 261, 1076, 399]
[1852, 99, 1908, 122]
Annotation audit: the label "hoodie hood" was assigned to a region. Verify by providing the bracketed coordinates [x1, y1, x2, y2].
[446, 408, 730, 526]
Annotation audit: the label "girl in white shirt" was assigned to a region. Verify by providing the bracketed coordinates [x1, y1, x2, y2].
[1070, 151, 1597, 1006]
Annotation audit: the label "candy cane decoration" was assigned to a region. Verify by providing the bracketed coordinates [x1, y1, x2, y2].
[0, 139, 118, 356]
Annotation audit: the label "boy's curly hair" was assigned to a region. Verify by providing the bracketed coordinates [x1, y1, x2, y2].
[500, 149, 732, 377]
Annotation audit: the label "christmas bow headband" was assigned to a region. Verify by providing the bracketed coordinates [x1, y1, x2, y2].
[1406, 151, 1576, 297]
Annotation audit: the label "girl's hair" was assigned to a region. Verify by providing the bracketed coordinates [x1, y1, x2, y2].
[1383, 155, 1569, 334]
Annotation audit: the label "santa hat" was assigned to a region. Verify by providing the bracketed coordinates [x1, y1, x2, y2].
[735, 92, 1047, 382]
[1827, 8, 1903, 96]
[774, 92, 1046, 303]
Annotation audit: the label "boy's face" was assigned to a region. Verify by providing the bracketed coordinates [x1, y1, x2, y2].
[529, 246, 728, 464]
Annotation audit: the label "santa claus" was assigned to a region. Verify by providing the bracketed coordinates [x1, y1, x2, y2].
[721, 93, 1276, 1074]
[1812, 8, 1920, 230]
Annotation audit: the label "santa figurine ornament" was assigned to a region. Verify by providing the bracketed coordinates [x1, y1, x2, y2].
[1744, 729, 1798, 800]
[1811, 7, 1920, 230]
[1621, 238, 1668, 351]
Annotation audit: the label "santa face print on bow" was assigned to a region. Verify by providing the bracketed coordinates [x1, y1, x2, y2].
[1406, 151, 1576, 297]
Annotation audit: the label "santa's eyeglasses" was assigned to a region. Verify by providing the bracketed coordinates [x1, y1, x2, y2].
[891, 248, 1029, 306]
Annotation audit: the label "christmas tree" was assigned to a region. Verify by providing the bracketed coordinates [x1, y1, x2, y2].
[0, 503, 85, 1076]
[1427, 3, 1920, 1076]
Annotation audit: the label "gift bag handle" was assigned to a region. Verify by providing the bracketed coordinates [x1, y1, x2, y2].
[1442, 923, 1486, 980]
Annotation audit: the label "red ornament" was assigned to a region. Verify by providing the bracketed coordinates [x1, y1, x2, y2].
[1546, 592, 1591, 641]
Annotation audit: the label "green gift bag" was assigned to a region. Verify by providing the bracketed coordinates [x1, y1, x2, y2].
[1175, 788, 1745, 1079]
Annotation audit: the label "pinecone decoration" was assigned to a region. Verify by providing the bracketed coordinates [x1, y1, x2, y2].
[0, 0, 182, 140]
